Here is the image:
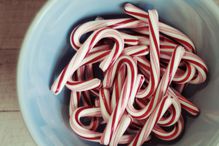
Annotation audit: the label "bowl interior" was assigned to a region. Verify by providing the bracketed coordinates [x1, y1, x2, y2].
[18, 0, 219, 146]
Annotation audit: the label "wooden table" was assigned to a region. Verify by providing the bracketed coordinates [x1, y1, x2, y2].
[0, 1, 45, 145]
[0, 1, 219, 146]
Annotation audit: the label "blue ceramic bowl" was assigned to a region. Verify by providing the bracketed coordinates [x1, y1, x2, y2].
[17, 0, 219, 146]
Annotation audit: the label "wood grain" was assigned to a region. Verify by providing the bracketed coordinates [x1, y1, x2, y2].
[0, 0, 46, 145]
[0, 50, 19, 111]
[0, 0, 45, 50]
[0, 0, 46, 111]
[0, 112, 36, 146]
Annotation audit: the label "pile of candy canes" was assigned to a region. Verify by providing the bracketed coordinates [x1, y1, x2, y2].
[51, 3, 208, 146]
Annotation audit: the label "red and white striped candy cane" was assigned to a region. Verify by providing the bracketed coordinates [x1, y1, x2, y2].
[100, 56, 138, 145]
[51, 28, 124, 95]
[70, 107, 102, 142]
[136, 9, 160, 99]
[66, 78, 101, 92]
[69, 91, 80, 116]
[129, 95, 173, 146]
[70, 18, 146, 50]
[183, 51, 208, 84]
[123, 45, 149, 57]
[168, 88, 199, 116]
[111, 66, 126, 110]
[157, 95, 181, 127]
[123, 3, 196, 52]
[160, 47, 208, 83]
[69, 66, 100, 130]
[109, 114, 132, 146]
[153, 116, 184, 141]
[99, 88, 111, 121]
[70, 107, 137, 144]
[127, 46, 185, 120]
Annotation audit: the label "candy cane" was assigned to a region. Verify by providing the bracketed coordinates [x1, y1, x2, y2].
[70, 18, 146, 50]
[129, 95, 173, 146]
[157, 95, 181, 127]
[109, 114, 132, 146]
[100, 56, 138, 145]
[66, 78, 101, 91]
[168, 88, 199, 116]
[160, 48, 208, 83]
[51, 28, 124, 95]
[111, 66, 126, 110]
[127, 46, 185, 120]
[123, 45, 149, 57]
[135, 9, 160, 99]
[69, 107, 102, 142]
[153, 116, 184, 141]
[99, 88, 111, 121]
[123, 3, 196, 52]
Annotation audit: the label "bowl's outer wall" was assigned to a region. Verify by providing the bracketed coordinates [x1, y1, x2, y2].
[18, 0, 219, 146]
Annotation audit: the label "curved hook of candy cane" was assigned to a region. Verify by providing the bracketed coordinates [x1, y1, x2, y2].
[69, 107, 103, 142]
[160, 48, 196, 83]
[67, 67, 97, 115]
[123, 3, 149, 21]
[173, 63, 196, 84]
[51, 28, 124, 95]
[153, 116, 184, 141]
[100, 56, 138, 145]
[69, 92, 99, 131]
[71, 107, 145, 144]
[135, 9, 160, 99]
[70, 18, 146, 50]
[157, 95, 181, 127]
[127, 46, 185, 120]
[159, 23, 195, 53]
[168, 88, 199, 116]
[157, 106, 176, 126]
[102, 56, 137, 88]
[129, 95, 173, 146]
[160, 46, 207, 84]
[183, 52, 208, 84]
[123, 3, 196, 53]
[88, 46, 148, 64]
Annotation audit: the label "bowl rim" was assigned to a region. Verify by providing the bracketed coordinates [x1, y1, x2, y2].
[17, 0, 56, 145]
[16, 0, 219, 146]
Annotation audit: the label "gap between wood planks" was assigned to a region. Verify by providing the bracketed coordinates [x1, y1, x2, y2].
[0, 110, 20, 112]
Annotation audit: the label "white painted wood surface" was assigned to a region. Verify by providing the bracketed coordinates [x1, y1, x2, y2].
[0, 112, 36, 146]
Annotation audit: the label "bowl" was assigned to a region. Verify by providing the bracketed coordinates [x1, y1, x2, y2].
[17, 0, 219, 146]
